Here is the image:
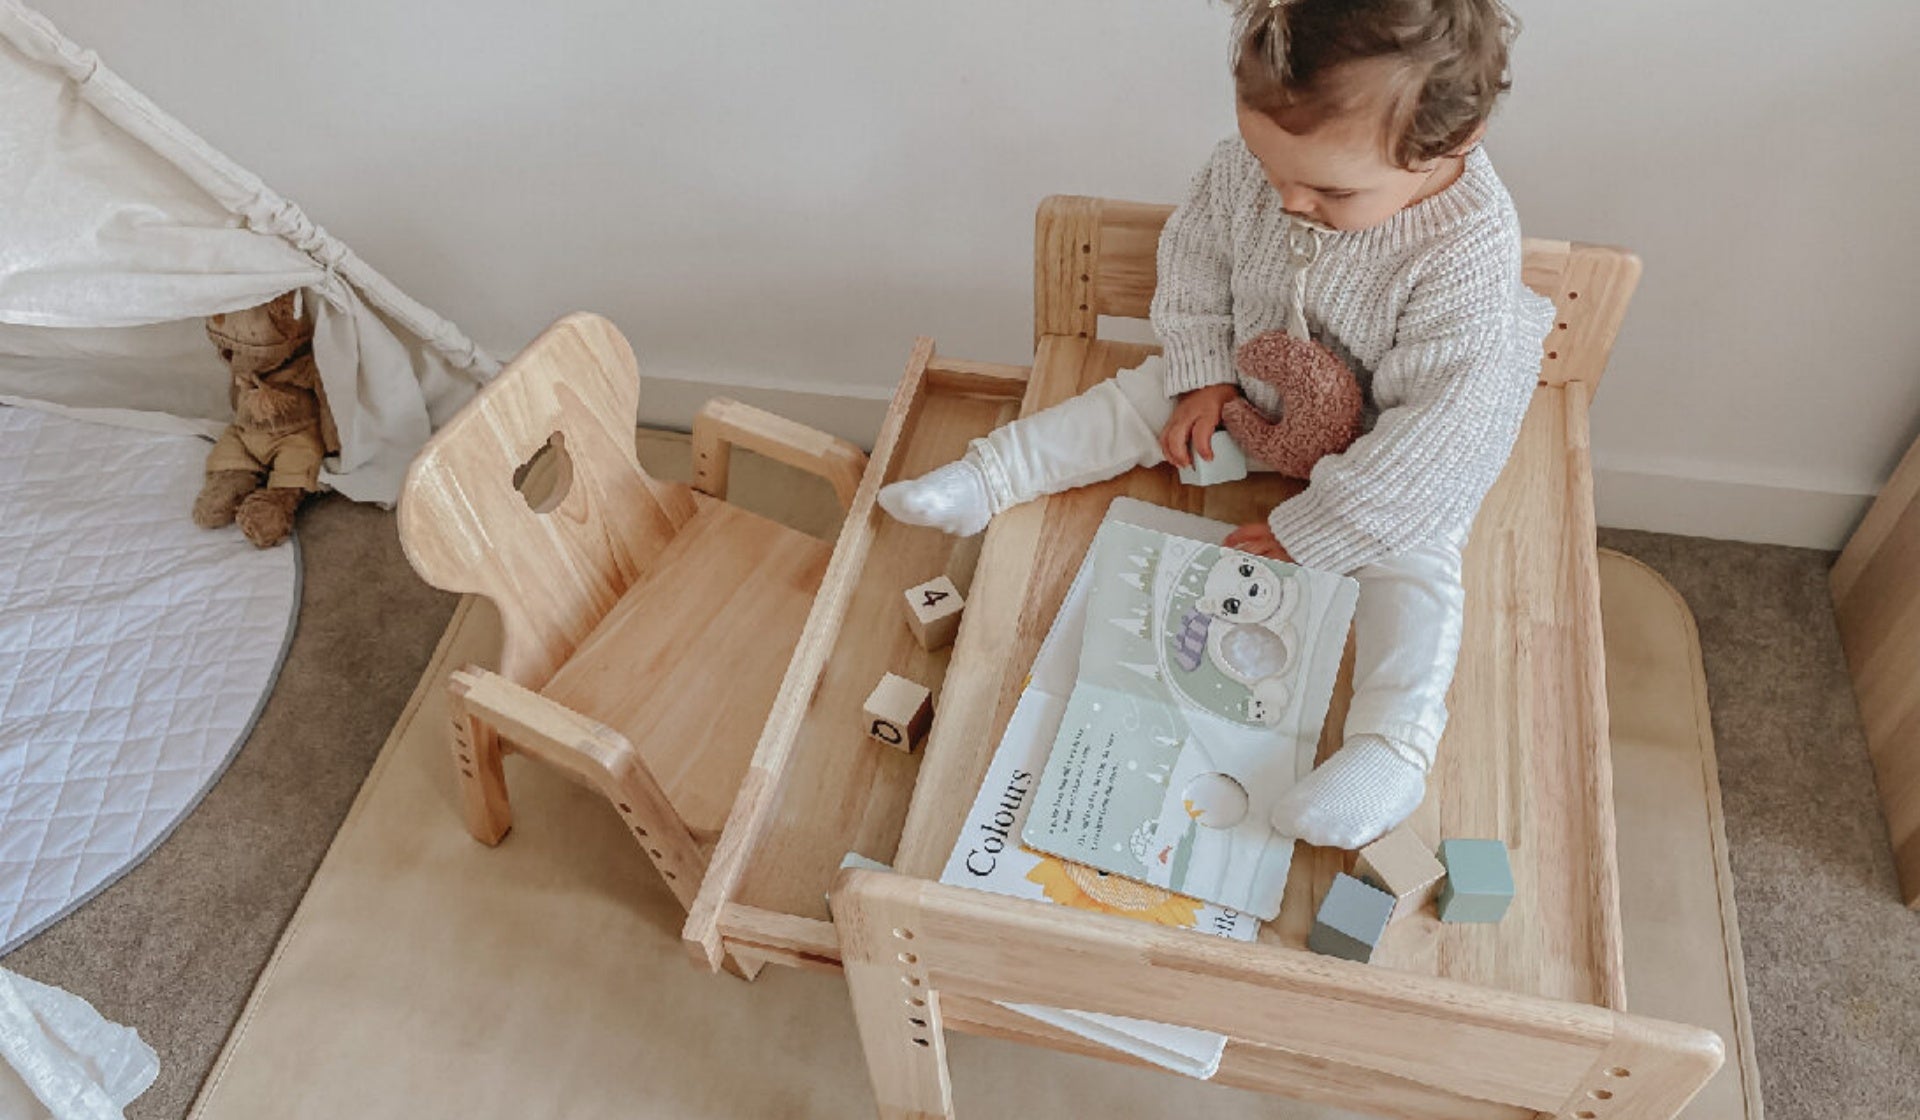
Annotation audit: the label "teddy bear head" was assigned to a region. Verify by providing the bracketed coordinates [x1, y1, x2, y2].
[1196, 555, 1285, 625]
[206, 291, 313, 377]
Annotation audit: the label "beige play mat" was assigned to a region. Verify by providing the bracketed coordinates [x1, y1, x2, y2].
[188, 548, 1761, 1120]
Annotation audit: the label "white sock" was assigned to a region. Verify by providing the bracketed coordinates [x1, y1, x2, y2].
[1269, 735, 1427, 850]
[877, 456, 993, 537]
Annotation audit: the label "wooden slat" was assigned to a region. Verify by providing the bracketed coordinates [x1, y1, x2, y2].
[1033, 196, 1100, 346]
[682, 338, 937, 969]
[691, 396, 868, 512]
[939, 994, 1536, 1120]
[682, 340, 1029, 968]
[1832, 428, 1920, 907]
[1054, 196, 1642, 393]
[1091, 200, 1173, 321]
[834, 871, 1722, 1118]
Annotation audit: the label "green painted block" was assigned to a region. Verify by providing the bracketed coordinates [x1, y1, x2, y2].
[1176, 431, 1250, 486]
[1436, 839, 1514, 923]
[1307, 873, 1395, 962]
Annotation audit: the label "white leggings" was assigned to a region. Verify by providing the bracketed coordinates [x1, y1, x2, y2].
[969, 357, 1465, 769]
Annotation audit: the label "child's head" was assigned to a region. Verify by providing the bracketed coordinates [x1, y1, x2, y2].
[1230, 0, 1518, 230]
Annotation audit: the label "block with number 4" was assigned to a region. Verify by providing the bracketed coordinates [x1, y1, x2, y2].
[904, 575, 965, 650]
[863, 673, 933, 752]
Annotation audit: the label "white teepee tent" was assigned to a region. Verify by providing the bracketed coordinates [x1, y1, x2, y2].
[0, 1, 497, 503]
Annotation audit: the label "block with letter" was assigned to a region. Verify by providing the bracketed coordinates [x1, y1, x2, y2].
[904, 575, 965, 650]
[863, 673, 933, 752]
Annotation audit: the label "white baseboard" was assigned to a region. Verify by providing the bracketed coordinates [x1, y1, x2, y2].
[1594, 466, 1870, 551]
[642, 374, 1873, 551]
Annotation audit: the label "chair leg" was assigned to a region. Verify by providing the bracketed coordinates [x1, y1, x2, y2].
[448, 683, 512, 845]
[449, 667, 709, 907]
[844, 964, 954, 1119]
[722, 951, 767, 983]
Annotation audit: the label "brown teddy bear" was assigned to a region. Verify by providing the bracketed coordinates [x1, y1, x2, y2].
[1220, 329, 1366, 480]
[190, 292, 336, 547]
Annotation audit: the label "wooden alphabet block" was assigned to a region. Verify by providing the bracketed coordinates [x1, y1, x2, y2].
[1436, 838, 1515, 924]
[1307, 873, 1396, 963]
[1176, 430, 1250, 487]
[904, 576, 965, 650]
[1354, 825, 1447, 923]
[863, 673, 933, 752]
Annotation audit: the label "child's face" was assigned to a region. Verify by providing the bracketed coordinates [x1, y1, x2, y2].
[1235, 97, 1456, 233]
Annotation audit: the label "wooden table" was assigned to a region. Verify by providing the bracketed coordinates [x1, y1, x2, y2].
[683, 197, 1723, 1119]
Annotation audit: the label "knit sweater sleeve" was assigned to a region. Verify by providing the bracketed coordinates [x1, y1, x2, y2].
[1266, 226, 1550, 575]
[1151, 143, 1240, 396]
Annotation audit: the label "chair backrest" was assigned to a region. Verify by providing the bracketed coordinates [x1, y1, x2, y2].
[1033, 195, 1641, 390]
[831, 870, 1722, 1120]
[397, 313, 696, 689]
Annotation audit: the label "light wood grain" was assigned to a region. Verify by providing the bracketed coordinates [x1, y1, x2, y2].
[692, 396, 868, 513]
[398, 313, 694, 691]
[936, 994, 1536, 1120]
[682, 342, 1027, 968]
[541, 497, 830, 842]
[399, 312, 846, 928]
[1832, 428, 1920, 907]
[447, 667, 708, 908]
[833, 870, 1721, 1119]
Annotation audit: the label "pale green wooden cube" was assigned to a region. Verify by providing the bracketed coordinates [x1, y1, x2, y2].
[1436, 839, 1514, 924]
[1176, 431, 1250, 486]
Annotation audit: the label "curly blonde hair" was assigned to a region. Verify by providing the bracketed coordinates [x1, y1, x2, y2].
[1233, 0, 1518, 168]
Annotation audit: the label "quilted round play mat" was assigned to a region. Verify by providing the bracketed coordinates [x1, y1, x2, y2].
[0, 405, 298, 953]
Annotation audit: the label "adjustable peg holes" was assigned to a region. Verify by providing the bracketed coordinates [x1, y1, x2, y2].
[893, 925, 932, 1047]
[513, 431, 573, 513]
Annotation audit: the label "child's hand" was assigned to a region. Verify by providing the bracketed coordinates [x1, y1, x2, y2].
[1160, 384, 1241, 469]
[1224, 522, 1293, 562]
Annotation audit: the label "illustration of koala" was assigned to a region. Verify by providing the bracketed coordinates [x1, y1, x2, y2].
[1172, 555, 1303, 725]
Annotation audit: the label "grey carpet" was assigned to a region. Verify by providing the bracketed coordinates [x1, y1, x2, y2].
[1, 450, 1910, 1119]
[1598, 528, 1920, 1120]
[1, 494, 459, 1120]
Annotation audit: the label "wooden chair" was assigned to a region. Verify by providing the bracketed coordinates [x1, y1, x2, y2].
[396, 312, 867, 918]
[799, 198, 1722, 1119]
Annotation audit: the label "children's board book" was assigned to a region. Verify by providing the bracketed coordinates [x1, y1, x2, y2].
[942, 498, 1271, 1080]
[1019, 513, 1358, 921]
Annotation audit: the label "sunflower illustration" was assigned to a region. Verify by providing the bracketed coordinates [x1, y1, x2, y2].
[1025, 857, 1205, 927]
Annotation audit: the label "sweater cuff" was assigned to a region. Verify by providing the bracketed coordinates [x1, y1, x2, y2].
[1266, 488, 1387, 576]
[1160, 331, 1239, 396]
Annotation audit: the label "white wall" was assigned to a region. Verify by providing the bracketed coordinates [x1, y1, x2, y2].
[34, 0, 1920, 547]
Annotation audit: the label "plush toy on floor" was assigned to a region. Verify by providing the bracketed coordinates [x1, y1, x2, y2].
[191, 292, 335, 548]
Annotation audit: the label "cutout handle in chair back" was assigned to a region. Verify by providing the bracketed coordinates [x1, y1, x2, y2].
[398, 313, 696, 688]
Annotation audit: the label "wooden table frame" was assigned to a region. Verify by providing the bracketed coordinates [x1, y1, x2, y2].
[684, 196, 1724, 1119]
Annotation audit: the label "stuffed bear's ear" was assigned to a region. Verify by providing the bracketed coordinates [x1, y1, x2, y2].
[1196, 595, 1219, 616]
[264, 291, 304, 336]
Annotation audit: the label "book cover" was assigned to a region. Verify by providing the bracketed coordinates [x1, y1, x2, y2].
[939, 499, 1263, 1079]
[1020, 521, 1358, 920]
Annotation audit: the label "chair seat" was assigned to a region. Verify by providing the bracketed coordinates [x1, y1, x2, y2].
[542, 494, 832, 842]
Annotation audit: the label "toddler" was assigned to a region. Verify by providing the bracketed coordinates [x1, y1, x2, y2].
[881, 0, 1554, 849]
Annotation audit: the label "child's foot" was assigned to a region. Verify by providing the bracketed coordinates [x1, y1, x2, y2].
[878, 458, 993, 537]
[1268, 735, 1426, 849]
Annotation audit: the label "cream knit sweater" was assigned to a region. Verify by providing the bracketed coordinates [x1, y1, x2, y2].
[1151, 139, 1556, 576]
